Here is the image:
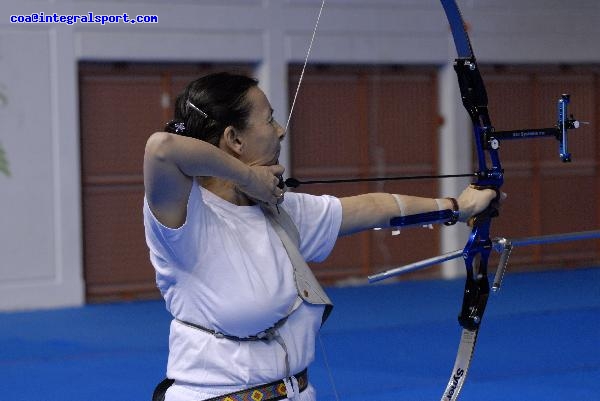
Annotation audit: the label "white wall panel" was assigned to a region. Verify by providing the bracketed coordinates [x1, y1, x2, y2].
[0, 30, 55, 284]
[0, 27, 84, 310]
[76, 30, 263, 62]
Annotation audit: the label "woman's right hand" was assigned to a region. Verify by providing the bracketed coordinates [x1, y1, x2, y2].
[237, 164, 286, 205]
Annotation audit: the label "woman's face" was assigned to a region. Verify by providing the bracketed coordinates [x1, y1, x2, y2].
[237, 87, 285, 166]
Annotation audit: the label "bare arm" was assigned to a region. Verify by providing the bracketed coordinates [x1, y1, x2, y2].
[339, 187, 498, 236]
[143, 131, 283, 228]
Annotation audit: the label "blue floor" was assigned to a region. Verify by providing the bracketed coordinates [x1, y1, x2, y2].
[1, 268, 599, 401]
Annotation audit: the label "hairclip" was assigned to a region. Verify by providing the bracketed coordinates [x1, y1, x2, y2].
[173, 121, 186, 134]
[165, 120, 187, 134]
[186, 100, 208, 119]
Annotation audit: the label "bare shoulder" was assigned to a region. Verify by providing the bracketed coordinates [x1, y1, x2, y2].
[144, 131, 193, 228]
[145, 131, 174, 159]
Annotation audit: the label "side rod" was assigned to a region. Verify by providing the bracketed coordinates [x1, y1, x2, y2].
[491, 229, 600, 291]
[368, 229, 600, 284]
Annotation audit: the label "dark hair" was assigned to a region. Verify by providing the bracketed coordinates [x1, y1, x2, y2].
[164, 72, 259, 146]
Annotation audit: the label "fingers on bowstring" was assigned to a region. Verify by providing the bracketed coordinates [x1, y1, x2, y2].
[276, 175, 285, 190]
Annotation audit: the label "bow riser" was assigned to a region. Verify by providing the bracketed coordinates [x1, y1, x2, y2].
[448, 18, 502, 336]
[459, 223, 492, 330]
[452, 57, 503, 185]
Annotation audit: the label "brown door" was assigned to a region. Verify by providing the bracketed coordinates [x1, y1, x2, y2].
[79, 63, 251, 302]
[288, 66, 442, 283]
[80, 63, 600, 302]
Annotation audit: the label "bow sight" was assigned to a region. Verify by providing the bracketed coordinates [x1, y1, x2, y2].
[453, 56, 583, 170]
[486, 94, 582, 163]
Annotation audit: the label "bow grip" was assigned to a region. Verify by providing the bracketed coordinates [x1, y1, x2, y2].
[466, 185, 501, 227]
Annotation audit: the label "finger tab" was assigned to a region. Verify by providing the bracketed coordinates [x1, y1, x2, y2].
[277, 175, 285, 189]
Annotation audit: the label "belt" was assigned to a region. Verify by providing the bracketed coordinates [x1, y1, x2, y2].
[204, 369, 308, 401]
[175, 317, 289, 342]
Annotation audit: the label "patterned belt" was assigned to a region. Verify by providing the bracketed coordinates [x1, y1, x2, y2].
[204, 369, 308, 401]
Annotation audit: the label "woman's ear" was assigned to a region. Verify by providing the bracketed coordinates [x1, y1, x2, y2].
[222, 126, 243, 156]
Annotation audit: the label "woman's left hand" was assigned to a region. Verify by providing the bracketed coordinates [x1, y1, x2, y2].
[456, 185, 506, 222]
